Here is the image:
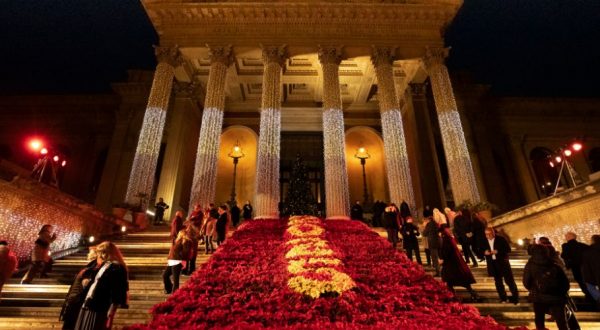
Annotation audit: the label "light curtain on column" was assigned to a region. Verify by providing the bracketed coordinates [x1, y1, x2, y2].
[189, 47, 231, 210]
[426, 48, 480, 205]
[254, 46, 285, 219]
[319, 46, 350, 219]
[125, 50, 176, 209]
[372, 47, 415, 209]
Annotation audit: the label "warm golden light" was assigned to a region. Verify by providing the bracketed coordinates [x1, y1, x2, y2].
[228, 141, 245, 159]
[572, 142, 583, 151]
[40, 148, 48, 155]
[29, 139, 43, 151]
[354, 147, 370, 160]
[53, 155, 60, 162]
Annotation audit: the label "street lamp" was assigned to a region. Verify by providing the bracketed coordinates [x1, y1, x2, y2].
[354, 146, 370, 206]
[227, 141, 245, 207]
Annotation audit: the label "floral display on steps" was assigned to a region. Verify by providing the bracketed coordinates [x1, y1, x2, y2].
[128, 218, 509, 329]
[285, 215, 355, 298]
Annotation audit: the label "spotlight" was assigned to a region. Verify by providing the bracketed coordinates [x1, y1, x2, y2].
[47, 251, 52, 256]
[555, 156, 562, 163]
[517, 239, 524, 246]
[29, 139, 43, 152]
[40, 148, 48, 155]
[61, 160, 67, 167]
[146, 210, 155, 216]
[563, 149, 572, 157]
[572, 142, 583, 151]
[121, 226, 127, 233]
[53, 155, 60, 162]
[546, 182, 552, 186]
[549, 161, 554, 168]
[88, 236, 95, 243]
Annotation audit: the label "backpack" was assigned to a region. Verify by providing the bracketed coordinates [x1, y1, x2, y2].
[534, 264, 561, 295]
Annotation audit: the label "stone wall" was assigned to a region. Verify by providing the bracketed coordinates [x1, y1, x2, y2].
[0, 176, 131, 262]
[490, 178, 600, 248]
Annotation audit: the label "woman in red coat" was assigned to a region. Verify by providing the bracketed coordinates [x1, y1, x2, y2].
[438, 225, 480, 301]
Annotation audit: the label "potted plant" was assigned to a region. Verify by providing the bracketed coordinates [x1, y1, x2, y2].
[472, 201, 498, 222]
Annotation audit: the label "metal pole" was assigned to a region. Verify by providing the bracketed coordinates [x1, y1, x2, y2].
[553, 160, 566, 195]
[361, 158, 369, 205]
[229, 157, 239, 206]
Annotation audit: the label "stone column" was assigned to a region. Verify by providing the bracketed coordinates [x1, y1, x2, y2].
[254, 45, 286, 219]
[319, 46, 350, 219]
[155, 82, 201, 220]
[125, 46, 179, 209]
[371, 47, 415, 209]
[424, 47, 480, 204]
[189, 46, 233, 210]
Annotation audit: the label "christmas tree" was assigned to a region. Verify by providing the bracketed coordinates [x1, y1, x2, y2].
[284, 154, 318, 216]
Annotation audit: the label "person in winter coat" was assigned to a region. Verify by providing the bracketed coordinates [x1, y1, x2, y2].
[561, 232, 593, 304]
[402, 217, 422, 264]
[216, 205, 229, 246]
[523, 244, 578, 330]
[74, 241, 128, 330]
[453, 209, 478, 267]
[581, 234, 600, 306]
[481, 227, 519, 305]
[438, 225, 480, 301]
[170, 210, 185, 243]
[163, 230, 192, 294]
[0, 241, 18, 300]
[60, 249, 99, 330]
[382, 204, 400, 249]
[242, 201, 253, 220]
[423, 215, 441, 276]
[22, 224, 57, 284]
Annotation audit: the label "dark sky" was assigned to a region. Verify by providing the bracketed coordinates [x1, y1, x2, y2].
[1, 0, 599, 96]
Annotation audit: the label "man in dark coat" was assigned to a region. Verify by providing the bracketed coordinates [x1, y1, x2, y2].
[154, 198, 169, 225]
[402, 218, 421, 264]
[382, 204, 400, 249]
[216, 205, 229, 246]
[582, 234, 600, 306]
[242, 201, 253, 220]
[523, 244, 576, 330]
[350, 200, 364, 221]
[561, 232, 592, 303]
[482, 227, 519, 304]
[422, 216, 441, 276]
[230, 203, 241, 227]
[453, 209, 478, 267]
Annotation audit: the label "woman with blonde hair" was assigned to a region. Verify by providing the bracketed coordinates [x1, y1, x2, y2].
[74, 241, 128, 330]
[433, 208, 447, 226]
[163, 230, 192, 294]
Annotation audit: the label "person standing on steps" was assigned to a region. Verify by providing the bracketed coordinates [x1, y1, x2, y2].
[350, 200, 364, 221]
[438, 224, 480, 302]
[74, 241, 128, 330]
[0, 240, 18, 300]
[231, 203, 241, 227]
[60, 249, 99, 330]
[581, 234, 600, 309]
[524, 244, 579, 330]
[170, 210, 185, 243]
[453, 208, 478, 267]
[154, 197, 169, 225]
[242, 201, 253, 220]
[423, 214, 441, 276]
[163, 230, 192, 294]
[561, 232, 593, 304]
[481, 227, 519, 305]
[402, 217, 422, 264]
[383, 204, 400, 249]
[216, 205, 229, 246]
[22, 224, 56, 284]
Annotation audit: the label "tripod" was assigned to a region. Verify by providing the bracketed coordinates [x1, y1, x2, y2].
[552, 159, 580, 195]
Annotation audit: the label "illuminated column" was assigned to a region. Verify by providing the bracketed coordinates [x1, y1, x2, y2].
[424, 47, 480, 204]
[319, 46, 350, 219]
[254, 45, 286, 219]
[125, 46, 179, 209]
[189, 46, 233, 210]
[156, 82, 201, 220]
[371, 47, 415, 208]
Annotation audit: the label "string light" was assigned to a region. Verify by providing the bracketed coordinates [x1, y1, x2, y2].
[189, 47, 232, 211]
[125, 60, 175, 209]
[319, 47, 350, 219]
[255, 46, 286, 219]
[425, 47, 480, 205]
[372, 47, 415, 209]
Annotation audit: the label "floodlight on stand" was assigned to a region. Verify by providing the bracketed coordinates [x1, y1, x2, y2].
[53, 155, 60, 162]
[40, 148, 48, 155]
[555, 156, 562, 163]
[563, 149, 572, 157]
[572, 142, 583, 151]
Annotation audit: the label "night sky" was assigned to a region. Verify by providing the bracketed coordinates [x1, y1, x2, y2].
[1, 0, 599, 96]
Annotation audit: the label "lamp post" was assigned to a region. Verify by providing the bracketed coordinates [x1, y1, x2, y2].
[227, 141, 245, 207]
[354, 146, 370, 206]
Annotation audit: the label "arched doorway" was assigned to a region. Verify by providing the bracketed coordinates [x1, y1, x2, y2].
[215, 126, 258, 207]
[345, 127, 388, 205]
[529, 147, 559, 197]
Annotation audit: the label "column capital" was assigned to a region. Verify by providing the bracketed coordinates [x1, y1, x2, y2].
[173, 81, 204, 100]
[423, 47, 450, 70]
[207, 44, 234, 66]
[154, 45, 181, 67]
[318, 46, 343, 65]
[371, 46, 396, 67]
[261, 45, 287, 65]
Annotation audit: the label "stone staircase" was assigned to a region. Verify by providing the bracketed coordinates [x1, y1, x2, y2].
[2, 225, 599, 329]
[0, 225, 210, 329]
[372, 228, 600, 330]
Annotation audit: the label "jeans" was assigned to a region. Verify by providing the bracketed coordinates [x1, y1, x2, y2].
[586, 283, 600, 302]
[163, 263, 183, 294]
[204, 235, 214, 253]
[533, 302, 579, 330]
[406, 246, 422, 264]
[386, 228, 399, 248]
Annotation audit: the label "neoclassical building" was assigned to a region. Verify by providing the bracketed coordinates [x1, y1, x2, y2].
[105, 0, 483, 220]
